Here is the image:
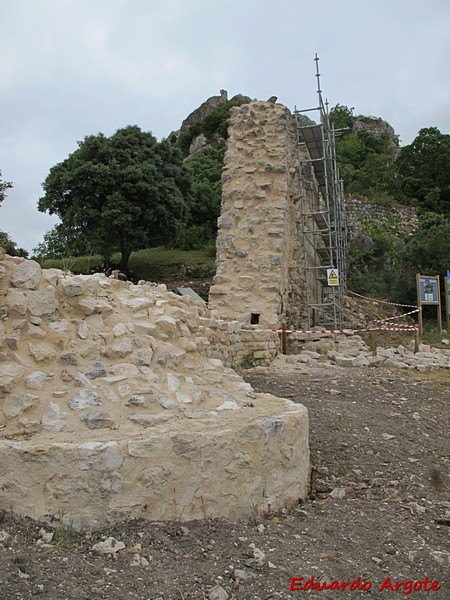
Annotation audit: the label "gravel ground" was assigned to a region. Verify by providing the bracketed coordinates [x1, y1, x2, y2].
[0, 363, 449, 599]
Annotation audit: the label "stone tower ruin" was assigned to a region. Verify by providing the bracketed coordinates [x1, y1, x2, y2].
[208, 97, 347, 330]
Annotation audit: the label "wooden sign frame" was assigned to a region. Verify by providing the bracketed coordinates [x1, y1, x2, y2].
[416, 274, 442, 335]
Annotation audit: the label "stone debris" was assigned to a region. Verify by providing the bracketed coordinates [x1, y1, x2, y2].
[0, 529, 10, 543]
[271, 335, 450, 372]
[208, 585, 229, 600]
[92, 536, 126, 555]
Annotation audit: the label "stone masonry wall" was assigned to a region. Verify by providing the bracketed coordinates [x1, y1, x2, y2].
[208, 101, 321, 329]
[346, 198, 419, 241]
[0, 250, 309, 529]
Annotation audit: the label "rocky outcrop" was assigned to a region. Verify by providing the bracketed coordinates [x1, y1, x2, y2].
[179, 90, 229, 134]
[0, 251, 309, 529]
[352, 116, 400, 157]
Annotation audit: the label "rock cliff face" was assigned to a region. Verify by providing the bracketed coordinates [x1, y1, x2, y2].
[179, 89, 229, 134]
[0, 249, 309, 529]
[352, 116, 400, 157]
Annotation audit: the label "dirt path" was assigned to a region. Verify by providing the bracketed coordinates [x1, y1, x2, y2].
[0, 364, 449, 599]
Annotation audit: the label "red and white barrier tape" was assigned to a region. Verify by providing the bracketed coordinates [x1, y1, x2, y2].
[244, 325, 419, 335]
[348, 290, 419, 309]
[372, 307, 421, 323]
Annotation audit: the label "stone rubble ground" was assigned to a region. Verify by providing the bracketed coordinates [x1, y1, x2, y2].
[282, 334, 450, 372]
[0, 361, 448, 599]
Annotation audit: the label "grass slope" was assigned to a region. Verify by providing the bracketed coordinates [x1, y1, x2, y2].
[40, 247, 215, 282]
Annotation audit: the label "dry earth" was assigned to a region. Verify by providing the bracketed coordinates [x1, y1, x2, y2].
[0, 362, 449, 600]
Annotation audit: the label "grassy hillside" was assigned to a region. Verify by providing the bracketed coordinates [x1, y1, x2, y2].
[40, 247, 215, 282]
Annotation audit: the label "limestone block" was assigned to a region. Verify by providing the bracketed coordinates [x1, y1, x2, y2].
[42, 268, 64, 286]
[84, 362, 107, 380]
[238, 276, 255, 289]
[26, 370, 48, 389]
[128, 412, 173, 426]
[109, 363, 139, 377]
[11, 260, 41, 289]
[0, 363, 25, 391]
[154, 340, 186, 366]
[77, 441, 124, 471]
[78, 298, 113, 315]
[80, 411, 115, 429]
[334, 355, 355, 367]
[120, 297, 153, 311]
[134, 321, 158, 337]
[27, 324, 46, 339]
[27, 342, 56, 362]
[6, 288, 28, 315]
[156, 315, 177, 335]
[6, 330, 20, 350]
[102, 337, 133, 359]
[77, 320, 89, 339]
[60, 276, 87, 297]
[2, 393, 39, 418]
[68, 390, 102, 410]
[92, 537, 125, 555]
[48, 319, 71, 335]
[41, 402, 67, 432]
[167, 373, 180, 392]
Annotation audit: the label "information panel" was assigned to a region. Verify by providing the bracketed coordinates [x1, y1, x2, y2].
[419, 276, 439, 305]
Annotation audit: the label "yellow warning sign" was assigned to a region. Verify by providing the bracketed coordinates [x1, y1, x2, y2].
[327, 268, 339, 286]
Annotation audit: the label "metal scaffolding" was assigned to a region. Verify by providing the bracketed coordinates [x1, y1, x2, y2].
[294, 55, 347, 329]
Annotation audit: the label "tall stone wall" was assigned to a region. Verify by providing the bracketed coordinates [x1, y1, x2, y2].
[208, 101, 321, 329]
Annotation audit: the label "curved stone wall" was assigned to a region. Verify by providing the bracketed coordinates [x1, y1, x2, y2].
[0, 250, 309, 529]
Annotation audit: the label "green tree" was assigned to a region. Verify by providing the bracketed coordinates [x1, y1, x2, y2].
[32, 223, 93, 259]
[184, 144, 225, 235]
[38, 126, 191, 271]
[396, 127, 450, 216]
[0, 231, 28, 258]
[0, 169, 13, 204]
[329, 104, 354, 129]
[388, 212, 450, 305]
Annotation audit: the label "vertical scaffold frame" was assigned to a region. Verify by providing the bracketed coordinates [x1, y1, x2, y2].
[294, 54, 347, 329]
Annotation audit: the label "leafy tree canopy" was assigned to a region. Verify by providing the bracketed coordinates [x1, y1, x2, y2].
[184, 144, 225, 235]
[329, 104, 354, 129]
[33, 223, 93, 260]
[0, 231, 28, 258]
[396, 127, 450, 216]
[330, 104, 400, 200]
[38, 126, 192, 270]
[0, 169, 13, 204]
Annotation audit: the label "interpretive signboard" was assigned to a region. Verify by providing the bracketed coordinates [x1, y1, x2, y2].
[416, 274, 442, 334]
[419, 276, 439, 304]
[445, 274, 450, 331]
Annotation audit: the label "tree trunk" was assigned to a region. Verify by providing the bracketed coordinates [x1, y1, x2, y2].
[119, 248, 132, 272]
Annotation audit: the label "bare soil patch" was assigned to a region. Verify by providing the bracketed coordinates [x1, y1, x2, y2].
[0, 364, 449, 599]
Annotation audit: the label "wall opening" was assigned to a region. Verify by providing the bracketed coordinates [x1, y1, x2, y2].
[250, 313, 260, 325]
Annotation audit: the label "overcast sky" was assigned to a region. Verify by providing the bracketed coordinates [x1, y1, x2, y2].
[1, 0, 449, 253]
